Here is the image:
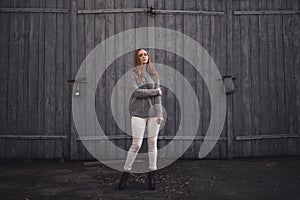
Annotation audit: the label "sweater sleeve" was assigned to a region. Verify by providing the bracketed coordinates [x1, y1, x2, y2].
[154, 80, 163, 117]
[127, 71, 160, 99]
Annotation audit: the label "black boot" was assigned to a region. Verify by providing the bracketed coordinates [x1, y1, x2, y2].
[148, 171, 156, 190]
[118, 172, 129, 190]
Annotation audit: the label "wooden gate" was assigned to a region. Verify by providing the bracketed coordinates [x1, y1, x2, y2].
[0, 0, 299, 160]
[0, 0, 70, 158]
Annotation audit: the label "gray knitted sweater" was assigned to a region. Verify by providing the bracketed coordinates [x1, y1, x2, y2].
[127, 69, 163, 118]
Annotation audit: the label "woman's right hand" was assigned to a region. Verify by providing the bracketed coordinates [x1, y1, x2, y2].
[158, 87, 162, 96]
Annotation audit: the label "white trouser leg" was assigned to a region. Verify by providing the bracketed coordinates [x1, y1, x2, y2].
[123, 117, 147, 171]
[147, 117, 160, 171]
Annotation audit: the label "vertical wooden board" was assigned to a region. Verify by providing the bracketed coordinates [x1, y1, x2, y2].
[84, 0, 96, 159]
[7, 2, 20, 135]
[274, 0, 287, 134]
[267, 0, 278, 134]
[154, 0, 165, 155]
[44, 0, 57, 157]
[225, 0, 234, 159]
[105, 0, 116, 159]
[258, 0, 269, 135]
[75, 0, 86, 159]
[183, 0, 197, 158]
[232, 0, 242, 143]
[282, 0, 297, 134]
[16, 1, 25, 135]
[123, 0, 135, 153]
[211, 0, 226, 158]
[114, 0, 126, 159]
[63, 0, 70, 158]
[94, 0, 107, 160]
[0, 0, 10, 136]
[249, 0, 260, 157]
[22, 0, 30, 135]
[164, 0, 176, 158]
[240, 0, 251, 137]
[37, 0, 47, 158]
[218, 0, 227, 140]
[55, 0, 66, 139]
[194, 0, 204, 157]
[174, 0, 184, 158]
[136, 0, 147, 28]
[250, 0, 260, 136]
[233, 0, 243, 139]
[239, 0, 251, 155]
[210, 0, 216, 157]
[293, 1, 300, 134]
[28, 0, 40, 135]
[202, 0, 211, 141]
[38, 0, 45, 135]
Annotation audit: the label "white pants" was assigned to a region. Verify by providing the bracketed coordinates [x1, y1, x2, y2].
[123, 116, 160, 171]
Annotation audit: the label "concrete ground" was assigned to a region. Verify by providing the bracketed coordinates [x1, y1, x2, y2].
[0, 156, 300, 200]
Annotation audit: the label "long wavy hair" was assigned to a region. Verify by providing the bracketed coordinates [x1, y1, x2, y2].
[133, 48, 159, 84]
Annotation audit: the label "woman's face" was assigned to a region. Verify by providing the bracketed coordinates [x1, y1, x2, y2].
[138, 49, 149, 64]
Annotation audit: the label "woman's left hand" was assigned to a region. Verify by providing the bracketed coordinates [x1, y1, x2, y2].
[157, 116, 164, 124]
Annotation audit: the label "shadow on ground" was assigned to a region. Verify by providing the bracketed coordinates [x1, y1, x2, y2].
[0, 156, 300, 200]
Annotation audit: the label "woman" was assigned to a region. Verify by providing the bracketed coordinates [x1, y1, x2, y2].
[118, 49, 163, 190]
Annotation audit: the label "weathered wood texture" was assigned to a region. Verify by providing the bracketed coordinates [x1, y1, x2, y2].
[232, 0, 300, 157]
[0, 0, 299, 159]
[0, 0, 70, 158]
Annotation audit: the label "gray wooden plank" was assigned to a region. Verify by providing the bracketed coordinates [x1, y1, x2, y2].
[195, 0, 204, 158]
[84, 0, 96, 160]
[202, 0, 211, 142]
[55, 0, 65, 138]
[0, 0, 10, 137]
[249, 0, 261, 157]
[28, 0, 39, 136]
[63, 0, 70, 158]
[249, 0, 260, 136]
[267, 0, 278, 134]
[225, 0, 234, 159]
[54, 0, 66, 158]
[216, 0, 227, 158]
[208, 0, 218, 158]
[95, 0, 107, 160]
[123, 0, 135, 154]
[44, 0, 57, 158]
[7, 0, 20, 139]
[174, 0, 184, 159]
[105, 0, 116, 159]
[258, 0, 269, 135]
[76, 0, 87, 159]
[6, 1, 20, 157]
[282, 0, 297, 134]
[294, 1, 300, 134]
[0, 0, 9, 158]
[199, 0, 211, 158]
[232, 0, 242, 156]
[19, 0, 29, 140]
[183, 0, 197, 158]
[274, 0, 287, 134]
[239, 0, 251, 156]
[153, 0, 166, 158]
[37, 0, 47, 159]
[37, 0, 45, 135]
[164, 0, 176, 158]
[70, 0, 78, 159]
[114, 0, 126, 159]
[240, 0, 252, 138]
